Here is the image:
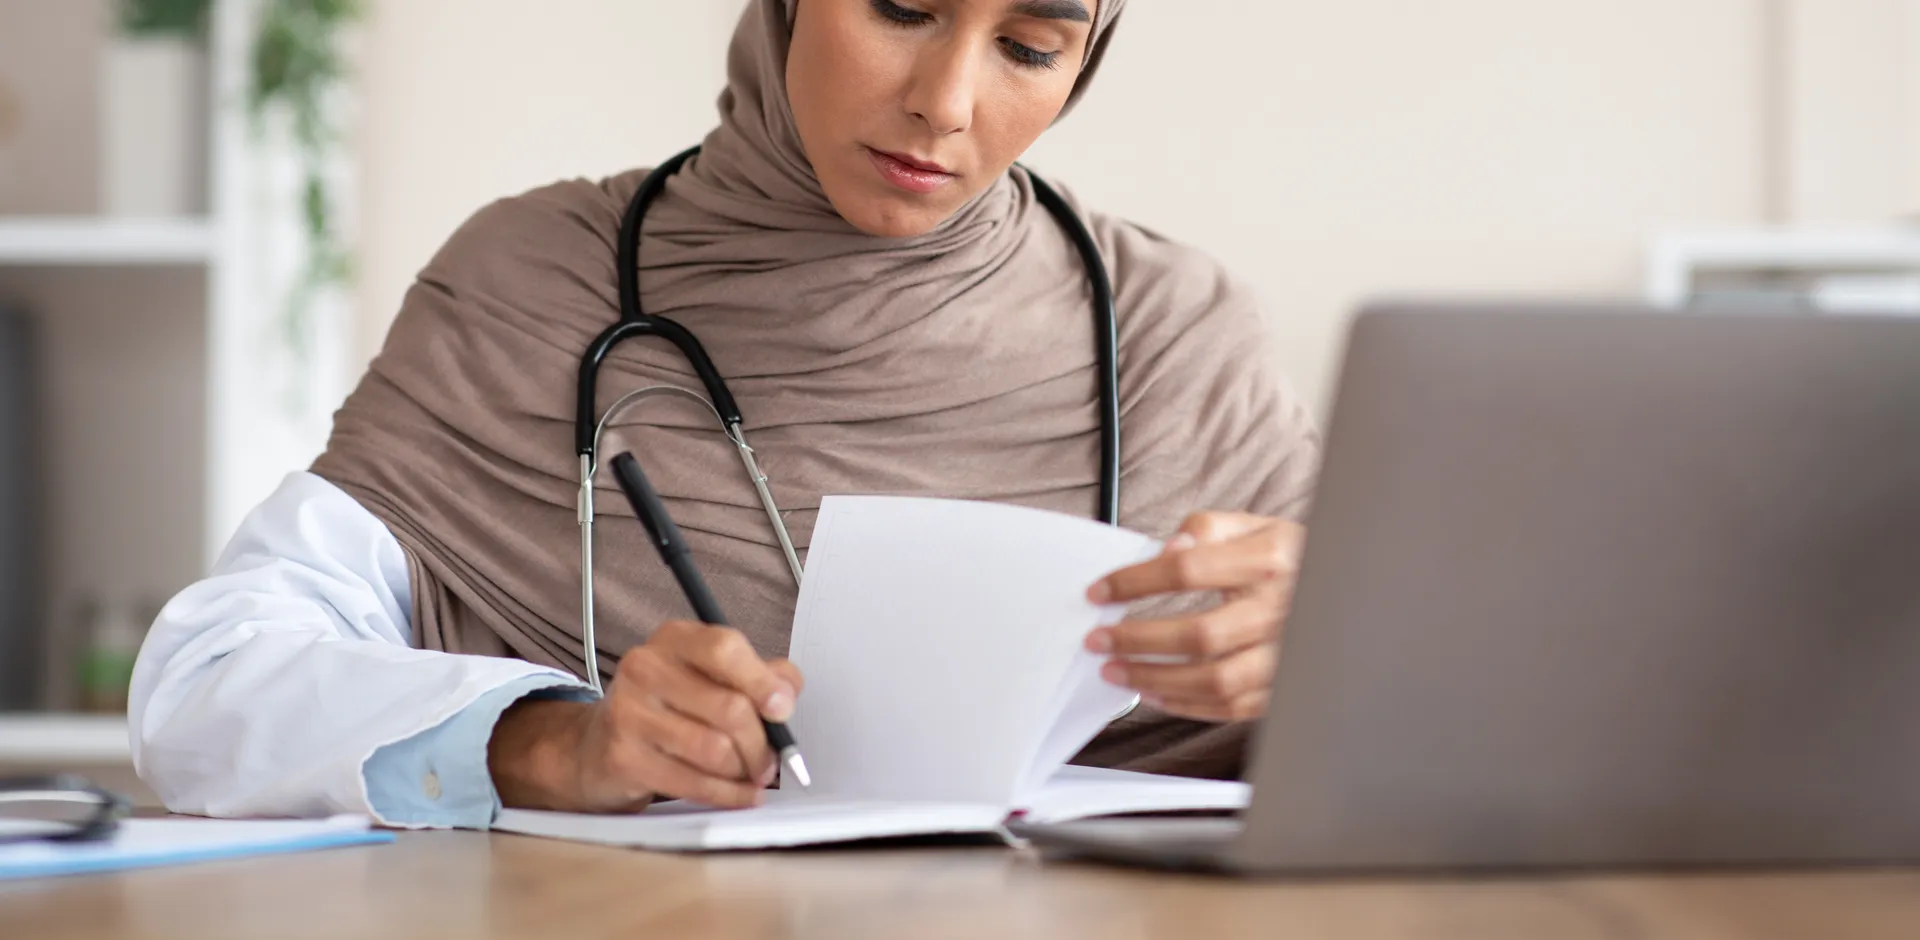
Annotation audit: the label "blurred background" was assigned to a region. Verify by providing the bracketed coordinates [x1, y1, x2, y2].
[2, 0, 1919, 799]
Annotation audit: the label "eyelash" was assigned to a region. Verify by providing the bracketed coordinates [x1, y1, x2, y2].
[867, 0, 1064, 71]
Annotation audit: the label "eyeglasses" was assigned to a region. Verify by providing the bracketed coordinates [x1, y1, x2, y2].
[0, 775, 129, 846]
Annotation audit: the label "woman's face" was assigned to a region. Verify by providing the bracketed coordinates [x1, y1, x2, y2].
[787, 0, 1097, 238]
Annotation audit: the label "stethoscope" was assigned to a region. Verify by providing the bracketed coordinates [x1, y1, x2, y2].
[575, 145, 1121, 692]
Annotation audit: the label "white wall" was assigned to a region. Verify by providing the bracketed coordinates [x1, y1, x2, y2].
[1030, 0, 1770, 405]
[1782, 0, 1920, 222]
[355, 0, 743, 372]
[354, 0, 1920, 410]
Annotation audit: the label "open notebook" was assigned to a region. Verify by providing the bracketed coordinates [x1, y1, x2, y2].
[497, 497, 1249, 851]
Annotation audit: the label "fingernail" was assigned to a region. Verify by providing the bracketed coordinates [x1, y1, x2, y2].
[764, 687, 795, 722]
[759, 764, 778, 787]
[1166, 534, 1197, 553]
[1086, 629, 1113, 654]
[1101, 661, 1128, 685]
[1087, 580, 1112, 604]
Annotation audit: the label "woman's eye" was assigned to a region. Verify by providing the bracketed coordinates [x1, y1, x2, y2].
[869, 0, 933, 26]
[1000, 38, 1062, 71]
[869, 0, 1061, 71]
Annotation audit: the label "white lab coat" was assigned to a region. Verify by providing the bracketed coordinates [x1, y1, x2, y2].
[128, 472, 582, 822]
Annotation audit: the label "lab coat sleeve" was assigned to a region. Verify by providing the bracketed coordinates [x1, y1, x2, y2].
[128, 471, 591, 827]
[361, 676, 597, 828]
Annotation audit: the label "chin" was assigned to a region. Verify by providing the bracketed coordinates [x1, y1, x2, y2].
[821, 172, 957, 239]
[839, 198, 947, 239]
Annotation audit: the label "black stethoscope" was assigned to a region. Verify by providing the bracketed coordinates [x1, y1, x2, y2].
[572, 145, 1120, 689]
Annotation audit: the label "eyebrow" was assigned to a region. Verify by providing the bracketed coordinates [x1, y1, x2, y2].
[1010, 0, 1093, 24]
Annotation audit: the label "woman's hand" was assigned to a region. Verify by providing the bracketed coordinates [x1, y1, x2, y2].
[488, 620, 803, 813]
[1084, 512, 1304, 723]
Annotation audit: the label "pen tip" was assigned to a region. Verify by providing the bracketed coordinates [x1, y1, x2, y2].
[784, 750, 812, 789]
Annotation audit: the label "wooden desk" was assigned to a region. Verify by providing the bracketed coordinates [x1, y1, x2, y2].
[5, 831, 1920, 940]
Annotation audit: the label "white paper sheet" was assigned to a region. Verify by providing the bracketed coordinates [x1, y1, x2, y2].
[1017, 649, 1140, 799]
[788, 496, 1158, 805]
[497, 790, 1006, 851]
[1019, 766, 1251, 824]
[493, 769, 1246, 850]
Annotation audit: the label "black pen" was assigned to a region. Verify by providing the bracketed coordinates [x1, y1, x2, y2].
[609, 451, 811, 789]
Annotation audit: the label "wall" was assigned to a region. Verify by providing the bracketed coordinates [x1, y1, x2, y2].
[354, 0, 1920, 411]
[1028, 0, 1769, 405]
[1781, 0, 1920, 222]
[354, 0, 742, 373]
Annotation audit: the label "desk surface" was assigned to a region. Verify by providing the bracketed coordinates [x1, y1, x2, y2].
[5, 831, 1920, 940]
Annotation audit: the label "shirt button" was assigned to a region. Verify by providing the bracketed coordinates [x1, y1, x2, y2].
[423, 771, 443, 801]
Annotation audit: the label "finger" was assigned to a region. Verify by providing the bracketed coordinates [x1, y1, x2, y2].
[635, 658, 775, 784]
[618, 741, 765, 810]
[1103, 643, 1278, 702]
[1087, 593, 1279, 659]
[626, 695, 753, 781]
[1091, 523, 1302, 604]
[616, 645, 775, 784]
[766, 658, 806, 698]
[662, 624, 797, 722]
[1147, 689, 1272, 724]
[1174, 511, 1280, 546]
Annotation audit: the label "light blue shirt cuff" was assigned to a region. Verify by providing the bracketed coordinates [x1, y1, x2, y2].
[363, 674, 598, 829]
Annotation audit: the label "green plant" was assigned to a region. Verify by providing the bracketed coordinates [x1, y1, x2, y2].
[115, 0, 213, 38]
[117, 0, 361, 358]
[250, 0, 362, 352]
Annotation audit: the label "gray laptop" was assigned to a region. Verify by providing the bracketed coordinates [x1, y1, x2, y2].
[1015, 302, 1920, 875]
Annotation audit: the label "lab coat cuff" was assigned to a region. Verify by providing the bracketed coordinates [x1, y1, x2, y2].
[362, 673, 595, 830]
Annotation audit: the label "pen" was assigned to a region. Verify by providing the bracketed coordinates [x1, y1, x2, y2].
[609, 451, 812, 790]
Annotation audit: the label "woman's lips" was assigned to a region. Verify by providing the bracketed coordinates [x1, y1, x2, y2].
[866, 147, 956, 195]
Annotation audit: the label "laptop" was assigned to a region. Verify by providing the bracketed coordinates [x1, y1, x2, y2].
[1013, 302, 1920, 875]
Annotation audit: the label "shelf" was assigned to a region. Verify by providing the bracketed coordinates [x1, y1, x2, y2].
[0, 216, 216, 266]
[0, 713, 132, 764]
[1648, 226, 1920, 307]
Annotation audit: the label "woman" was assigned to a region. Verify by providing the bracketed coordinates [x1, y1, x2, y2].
[129, 0, 1319, 826]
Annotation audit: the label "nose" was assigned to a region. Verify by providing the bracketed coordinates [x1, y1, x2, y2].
[901, 34, 977, 136]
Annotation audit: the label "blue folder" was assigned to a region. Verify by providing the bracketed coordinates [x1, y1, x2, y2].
[0, 815, 395, 880]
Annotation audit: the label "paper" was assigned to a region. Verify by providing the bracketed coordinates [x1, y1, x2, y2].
[490, 497, 1243, 854]
[787, 496, 1158, 805]
[500, 791, 1006, 851]
[495, 767, 1245, 851]
[1019, 766, 1250, 824]
[1018, 650, 1140, 798]
[0, 815, 392, 880]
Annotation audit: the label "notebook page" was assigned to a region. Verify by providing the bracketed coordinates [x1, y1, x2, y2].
[1015, 540, 1161, 798]
[788, 496, 1158, 805]
[1015, 648, 1139, 799]
[1017, 766, 1251, 825]
[496, 792, 1006, 851]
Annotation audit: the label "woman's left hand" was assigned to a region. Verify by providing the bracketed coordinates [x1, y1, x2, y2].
[1084, 512, 1305, 723]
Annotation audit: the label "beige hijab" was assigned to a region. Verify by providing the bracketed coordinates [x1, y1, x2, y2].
[313, 0, 1319, 779]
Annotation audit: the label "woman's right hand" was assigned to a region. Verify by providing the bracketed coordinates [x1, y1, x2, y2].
[487, 620, 804, 813]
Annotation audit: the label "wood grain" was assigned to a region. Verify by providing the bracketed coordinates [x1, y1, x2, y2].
[4, 831, 1919, 940]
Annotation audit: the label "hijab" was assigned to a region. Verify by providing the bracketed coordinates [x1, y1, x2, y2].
[312, 0, 1319, 778]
